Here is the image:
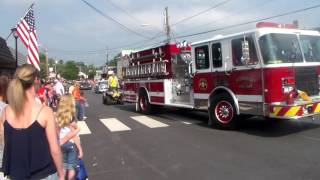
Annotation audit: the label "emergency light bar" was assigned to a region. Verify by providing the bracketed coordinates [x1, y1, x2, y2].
[256, 22, 297, 29]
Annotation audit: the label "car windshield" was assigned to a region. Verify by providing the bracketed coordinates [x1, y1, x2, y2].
[259, 33, 303, 64]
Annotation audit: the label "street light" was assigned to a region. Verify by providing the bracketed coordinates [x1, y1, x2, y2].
[11, 28, 18, 68]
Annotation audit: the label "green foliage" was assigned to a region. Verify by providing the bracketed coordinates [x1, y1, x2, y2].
[60, 61, 79, 80]
[107, 52, 121, 66]
[88, 69, 96, 79]
[39, 52, 47, 79]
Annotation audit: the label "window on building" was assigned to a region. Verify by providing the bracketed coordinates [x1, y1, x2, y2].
[195, 45, 209, 69]
[211, 43, 222, 67]
[232, 36, 258, 66]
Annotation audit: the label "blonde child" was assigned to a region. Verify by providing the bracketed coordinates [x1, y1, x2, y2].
[56, 95, 83, 180]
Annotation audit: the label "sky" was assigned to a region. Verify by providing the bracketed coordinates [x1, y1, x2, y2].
[1, 0, 320, 66]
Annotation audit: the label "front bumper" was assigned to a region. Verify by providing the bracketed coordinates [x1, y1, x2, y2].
[269, 97, 320, 119]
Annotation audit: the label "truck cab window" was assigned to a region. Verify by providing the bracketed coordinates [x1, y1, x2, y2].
[259, 33, 303, 64]
[300, 35, 320, 62]
[211, 43, 222, 67]
[232, 36, 258, 66]
[195, 45, 209, 70]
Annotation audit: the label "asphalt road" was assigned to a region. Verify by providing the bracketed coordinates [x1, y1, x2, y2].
[79, 90, 320, 180]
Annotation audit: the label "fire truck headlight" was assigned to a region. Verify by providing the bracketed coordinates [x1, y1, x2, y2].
[283, 86, 294, 93]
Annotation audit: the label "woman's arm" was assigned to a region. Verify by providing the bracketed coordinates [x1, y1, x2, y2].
[43, 107, 64, 179]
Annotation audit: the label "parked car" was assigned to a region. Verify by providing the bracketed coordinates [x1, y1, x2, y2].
[95, 81, 108, 93]
[80, 82, 92, 90]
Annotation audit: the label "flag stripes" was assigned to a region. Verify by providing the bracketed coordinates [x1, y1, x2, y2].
[16, 5, 40, 70]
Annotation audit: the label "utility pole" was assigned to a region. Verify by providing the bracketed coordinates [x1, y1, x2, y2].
[106, 46, 109, 66]
[164, 7, 171, 44]
[105, 46, 109, 75]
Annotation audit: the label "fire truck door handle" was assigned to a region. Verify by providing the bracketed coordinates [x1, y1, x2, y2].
[188, 62, 194, 77]
[224, 61, 231, 75]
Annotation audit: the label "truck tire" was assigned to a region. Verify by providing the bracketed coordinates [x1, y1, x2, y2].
[102, 95, 106, 105]
[209, 93, 238, 130]
[138, 91, 152, 114]
[105, 95, 111, 105]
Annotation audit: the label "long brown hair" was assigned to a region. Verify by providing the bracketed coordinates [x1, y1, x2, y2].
[0, 74, 9, 101]
[7, 64, 40, 117]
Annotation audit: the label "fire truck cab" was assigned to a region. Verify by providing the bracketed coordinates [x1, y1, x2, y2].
[123, 22, 320, 129]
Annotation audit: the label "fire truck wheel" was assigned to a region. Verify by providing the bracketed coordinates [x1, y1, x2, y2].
[209, 93, 238, 130]
[138, 91, 152, 114]
[102, 96, 106, 105]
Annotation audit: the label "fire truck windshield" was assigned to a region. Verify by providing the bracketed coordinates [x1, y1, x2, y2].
[259, 33, 303, 64]
[299, 35, 320, 62]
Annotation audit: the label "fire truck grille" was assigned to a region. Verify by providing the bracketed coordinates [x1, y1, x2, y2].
[295, 67, 319, 96]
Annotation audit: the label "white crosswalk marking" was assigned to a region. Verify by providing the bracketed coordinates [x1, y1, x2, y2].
[78, 121, 91, 135]
[181, 121, 192, 125]
[130, 116, 169, 128]
[100, 118, 131, 132]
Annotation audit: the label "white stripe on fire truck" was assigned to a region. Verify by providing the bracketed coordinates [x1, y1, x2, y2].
[100, 118, 131, 132]
[77, 121, 92, 135]
[123, 91, 136, 95]
[194, 93, 263, 102]
[236, 95, 263, 102]
[130, 116, 169, 128]
[148, 92, 164, 97]
[123, 79, 164, 83]
[194, 93, 209, 99]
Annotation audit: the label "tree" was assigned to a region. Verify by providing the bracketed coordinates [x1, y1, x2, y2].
[108, 53, 121, 66]
[39, 52, 47, 79]
[60, 61, 79, 80]
[87, 64, 96, 79]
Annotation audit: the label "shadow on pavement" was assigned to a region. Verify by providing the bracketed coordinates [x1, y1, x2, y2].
[237, 116, 320, 137]
[111, 104, 320, 137]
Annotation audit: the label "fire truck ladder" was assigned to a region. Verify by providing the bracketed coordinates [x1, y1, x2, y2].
[124, 60, 169, 78]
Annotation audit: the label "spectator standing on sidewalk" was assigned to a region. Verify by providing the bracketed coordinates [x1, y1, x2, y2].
[57, 95, 84, 180]
[53, 78, 65, 108]
[36, 79, 48, 106]
[0, 74, 9, 178]
[0, 74, 9, 115]
[0, 64, 64, 180]
[72, 83, 84, 121]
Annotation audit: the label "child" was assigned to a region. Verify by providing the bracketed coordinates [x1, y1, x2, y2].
[56, 95, 84, 180]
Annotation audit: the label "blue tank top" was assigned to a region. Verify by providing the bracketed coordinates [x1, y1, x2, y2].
[2, 108, 57, 179]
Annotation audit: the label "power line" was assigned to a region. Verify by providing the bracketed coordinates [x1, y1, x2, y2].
[104, 0, 163, 31]
[177, 0, 276, 35]
[172, 0, 233, 26]
[49, 2, 320, 57]
[175, 3, 320, 39]
[80, 0, 151, 39]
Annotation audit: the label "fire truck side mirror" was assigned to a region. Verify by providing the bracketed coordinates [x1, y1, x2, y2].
[241, 38, 251, 66]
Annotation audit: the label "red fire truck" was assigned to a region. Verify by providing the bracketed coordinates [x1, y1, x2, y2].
[122, 22, 320, 129]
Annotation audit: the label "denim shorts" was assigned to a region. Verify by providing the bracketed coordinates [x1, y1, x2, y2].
[61, 141, 78, 170]
[76, 100, 84, 120]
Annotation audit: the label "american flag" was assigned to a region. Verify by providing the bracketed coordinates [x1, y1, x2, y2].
[16, 5, 40, 70]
